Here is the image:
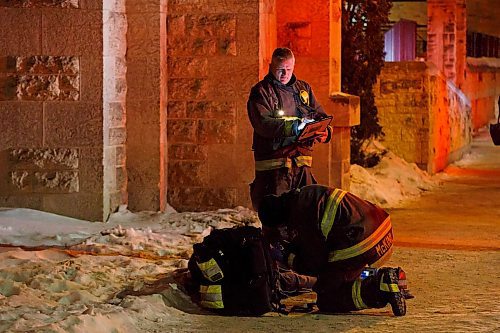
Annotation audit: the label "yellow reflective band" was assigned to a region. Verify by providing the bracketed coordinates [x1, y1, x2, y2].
[200, 300, 224, 309]
[200, 284, 222, 294]
[352, 278, 368, 310]
[200, 285, 224, 309]
[197, 258, 224, 282]
[295, 155, 312, 167]
[255, 158, 292, 171]
[380, 282, 400, 293]
[379, 276, 400, 293]
[320, 189, 347, 239]
[328, 216, 392, 262]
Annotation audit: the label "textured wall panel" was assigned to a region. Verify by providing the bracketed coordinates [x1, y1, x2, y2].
[0, 56, 80, 101]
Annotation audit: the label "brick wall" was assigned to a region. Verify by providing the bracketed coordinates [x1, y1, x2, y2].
[375, 61, 471, 174]
[0, 0, 105, 220]
[166, 0, 260, 211]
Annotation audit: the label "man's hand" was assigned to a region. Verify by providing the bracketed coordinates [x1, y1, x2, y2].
[291, 118, 315, 136]
[297, 118, 315, 131]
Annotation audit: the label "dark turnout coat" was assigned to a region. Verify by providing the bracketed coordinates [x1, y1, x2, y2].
[247, 73, 329, 164]
[269, 184, 393, 276]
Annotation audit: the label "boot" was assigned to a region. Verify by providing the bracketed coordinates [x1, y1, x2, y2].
[377, 267, 407, 316]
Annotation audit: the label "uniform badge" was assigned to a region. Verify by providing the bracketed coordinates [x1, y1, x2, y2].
[300, 90, 309, 105]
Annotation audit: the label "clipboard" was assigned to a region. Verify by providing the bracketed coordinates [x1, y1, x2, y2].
[297, 116, 333, 142]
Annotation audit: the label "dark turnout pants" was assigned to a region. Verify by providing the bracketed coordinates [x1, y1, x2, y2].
[313, 265, 383, 312]
[250, 166, 316, 210]
[276, 259, 383, 312]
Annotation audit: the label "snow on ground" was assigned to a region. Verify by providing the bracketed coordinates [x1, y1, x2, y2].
[349, 141, 439, 208]
[0, 206, 260, 333]
[0, 148, 440, 332]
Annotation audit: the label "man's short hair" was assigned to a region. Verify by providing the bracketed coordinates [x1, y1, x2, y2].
[272, 47, 294, 62]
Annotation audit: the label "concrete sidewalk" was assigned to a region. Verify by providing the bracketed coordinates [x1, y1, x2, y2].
[389, 128, 500, 251]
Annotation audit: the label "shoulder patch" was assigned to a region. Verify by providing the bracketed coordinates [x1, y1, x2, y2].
[299, 90, 309, 106]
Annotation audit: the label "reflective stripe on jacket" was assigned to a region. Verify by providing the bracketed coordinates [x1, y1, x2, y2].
[281, 185, 393, 275]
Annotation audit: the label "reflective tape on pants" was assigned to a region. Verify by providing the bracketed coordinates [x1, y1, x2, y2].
[255, 158, 292, 171]
[199, 284, 224, 309]
[352, 278, 368, 310]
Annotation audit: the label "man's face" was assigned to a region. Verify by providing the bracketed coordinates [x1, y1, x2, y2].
[270, 57, 295, 84]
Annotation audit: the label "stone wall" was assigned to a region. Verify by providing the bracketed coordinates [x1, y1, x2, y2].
[428, 0, 467, 89]
[375, 61, 471, 174]
[259, 0, 277, 77]
[103, 0, 127, 217]
[0, 0, 355, 218]
[125, 0, 168, 212]
[463, 58, 500, 131]
[428, 65, 472, 172]
[166, 0, 260, 211]
[277, 0, 329, 103]
[0, 0, 106, 220]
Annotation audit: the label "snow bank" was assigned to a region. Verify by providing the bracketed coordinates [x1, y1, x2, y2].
[350, 142, 439, 208]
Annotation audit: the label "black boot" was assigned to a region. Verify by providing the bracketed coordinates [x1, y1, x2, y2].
[377, 267, 407, 316]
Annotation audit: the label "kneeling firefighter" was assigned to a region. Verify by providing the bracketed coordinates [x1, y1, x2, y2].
[258, 184, 414, 316]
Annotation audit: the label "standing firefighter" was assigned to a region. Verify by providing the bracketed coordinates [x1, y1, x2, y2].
[247, 47, 332, 210]
[258, 184, 414, 316]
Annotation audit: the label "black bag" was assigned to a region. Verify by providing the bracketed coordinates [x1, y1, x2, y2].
[490, 114, 500, 146]
[188, 226, 280, 316]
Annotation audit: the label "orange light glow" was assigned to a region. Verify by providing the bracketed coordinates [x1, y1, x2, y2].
[444, 165, 500, 177]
